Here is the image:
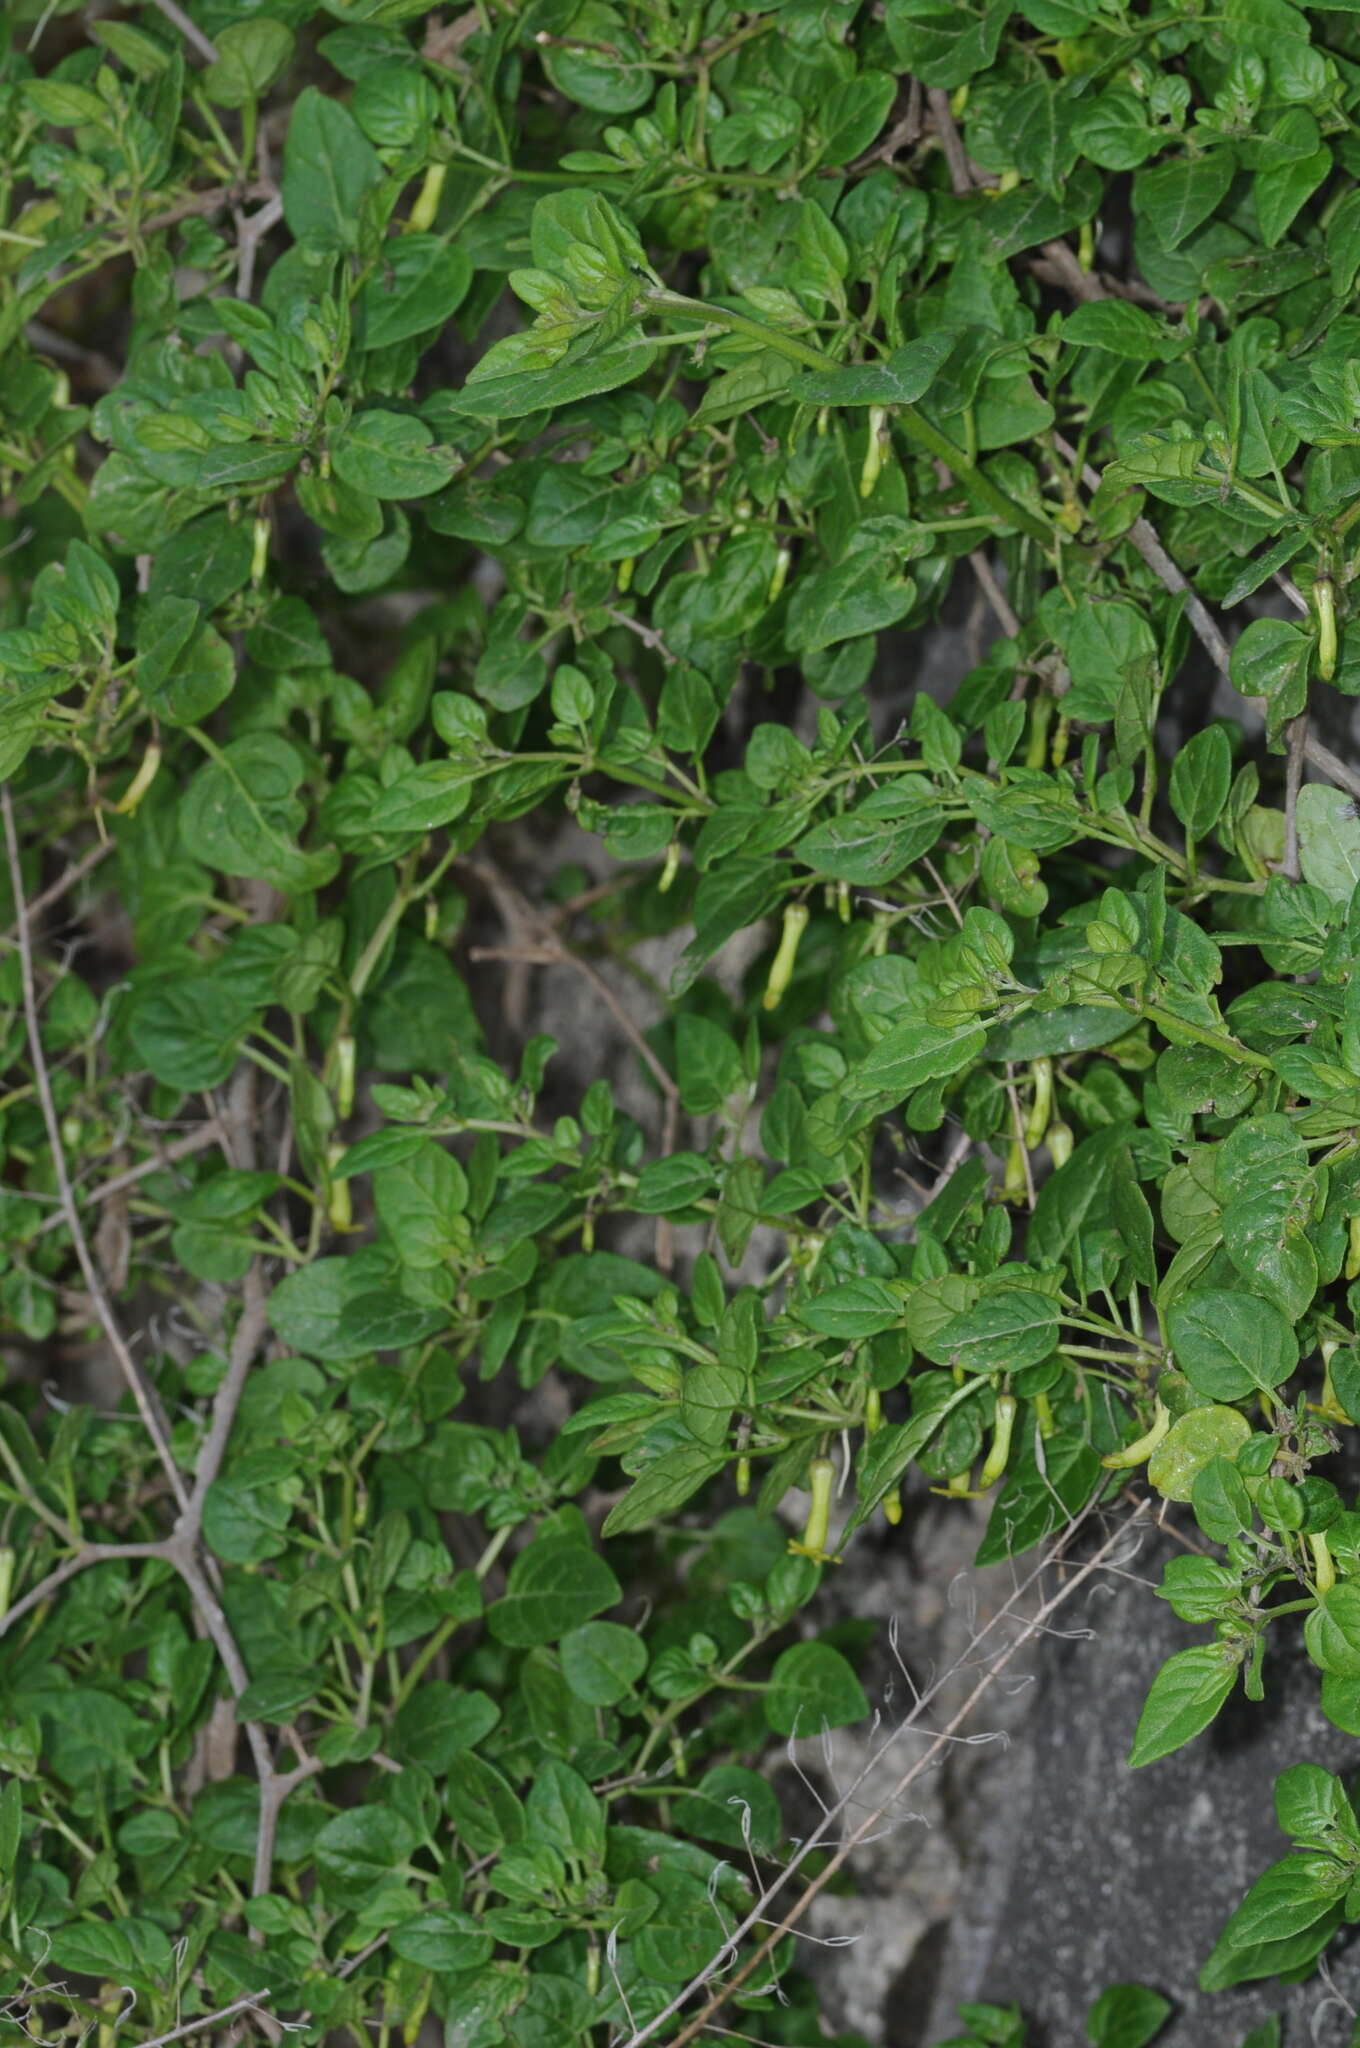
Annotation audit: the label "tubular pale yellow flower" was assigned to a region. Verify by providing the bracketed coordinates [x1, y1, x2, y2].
[763, 901, 809, 1011]
[408, 160, 447, 234]
[1102, 1396, 1171, 1469]
[1316, 577, 1337, 681]
[114, 742, 161, 816]
[979, 1394, 1017, 1489]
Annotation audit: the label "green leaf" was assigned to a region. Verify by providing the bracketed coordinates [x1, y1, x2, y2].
[794, 786, 944, 884]
[392, 1683, 498, 1768]
[374, 1140, 468, 1268]
[1206, 1853, 1348, 1956]
[1305, 1581, 1360, 1676]
[180, 735, 339, 891]
[358, 236, 473, 349]
[268, 1255, 438, 1360]
[560, 1621, 647, 1704]
[846, 1380, 982, 1533]
[315, 1805, 419, 1906]
[281, 86, 382, 250]
[975, 1427, 1103, 1563]
[390, 1909, 495, 1973]
[204, 20, 294, 107]
[937, 1288, 1059, 1374]
[1128, 1644, 1238, 1766]
[1135, 152, 1235, 250]
[128, 978, 253, 1091]
[1086, 1983, 1172, 2048]
[487, 1539, 622, 1645]
[451, 337, 661, 419]
[1060, 599, 1158, 724]
[797, 1277, 903, 1339]
[1191, 1455, 1254, 1542]
[1062, 301, 1180, 361]
[1229, 617, 1312, 738]
[332, 412, 457, 499]
[786, 553, 917, 653]
[1147, 1406, 1250, 1503]
[764, 1641, 868, 1736]
[845, 1016, 986, 1102]
[1297, 782, 1360, 903]
[792, 333, 954, 406]
[1169, 726, 1232, 841]
[602, 1442, 729, 1536]
[1166, 1289, 1298, 1400]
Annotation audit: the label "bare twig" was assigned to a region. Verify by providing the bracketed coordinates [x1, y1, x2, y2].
[1, 834, 114, 942]
[234, 193, 284, 304]
[137, 1990, 273, 2048]
[927, 87, 974, 195]
[421, 9, 481, 68]
[187, 1265, 270, 1517]
[1050, 430, 1360, 806]
[33, 1123, 221, 1239]
[141, 182, 273, 236]
[252, 1755, 323, 1905]
[24, 323, 121, 391]
[1035, 237, 1103, 305]
[0, 1541, 165, 1637]
[968, 550, 1021, 638]
[149, 0, 219, 64]
[1283, 712, 1308, 880]
[848, 79, 924, 172]
[603, 604, 678, 666]
[3, 786, 190, 1514]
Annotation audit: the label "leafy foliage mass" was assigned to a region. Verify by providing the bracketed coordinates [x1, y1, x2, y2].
[11, 0, 1360, 2040]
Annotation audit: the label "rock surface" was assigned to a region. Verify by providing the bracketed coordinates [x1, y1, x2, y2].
[932, 1530, 1360, 2048]
[801, 1506, 1360, 2048]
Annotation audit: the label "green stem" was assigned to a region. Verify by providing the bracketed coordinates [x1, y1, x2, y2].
[644, 290, 1054, 546]
[1142, 1002, 1270, 1069]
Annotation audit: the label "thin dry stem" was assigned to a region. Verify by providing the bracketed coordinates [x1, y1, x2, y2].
[3, 785, 190, 1514]
[968, 550, 1021, 638]
[1283, 711, 1308, 881]
[149, 0, 219, 62]
[1050, 429, 1360, 805]
[33, 1123, 221, 1239]
[927, 88, 975, 195]
[138, 1990, 273, 2048]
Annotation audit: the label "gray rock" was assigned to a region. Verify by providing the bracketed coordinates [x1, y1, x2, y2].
[916, 1530, 1360, 2048]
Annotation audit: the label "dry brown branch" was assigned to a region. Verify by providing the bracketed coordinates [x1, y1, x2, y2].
[927, 87, 975, 195]
[3, 785, 190, 1514]
[0, 815, 296, 1908]
[0, 1540, 165, 1636]
[1035, 237, 1104, 305]
[235, 193, 284, 305]
[137, 1990, 274, 2048]
[1283, 712, 1308, 880]
[141, 182, 274, 235]
[187, 1265, 270, 1516]
[149, 0, 219, 62]
[33, 1123, 221, 1239]
[968, 549, 1020, 638]
[421, 9, 481, 68]
[1048, 431, 1360, 805]
[603, 604, 679, 666]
